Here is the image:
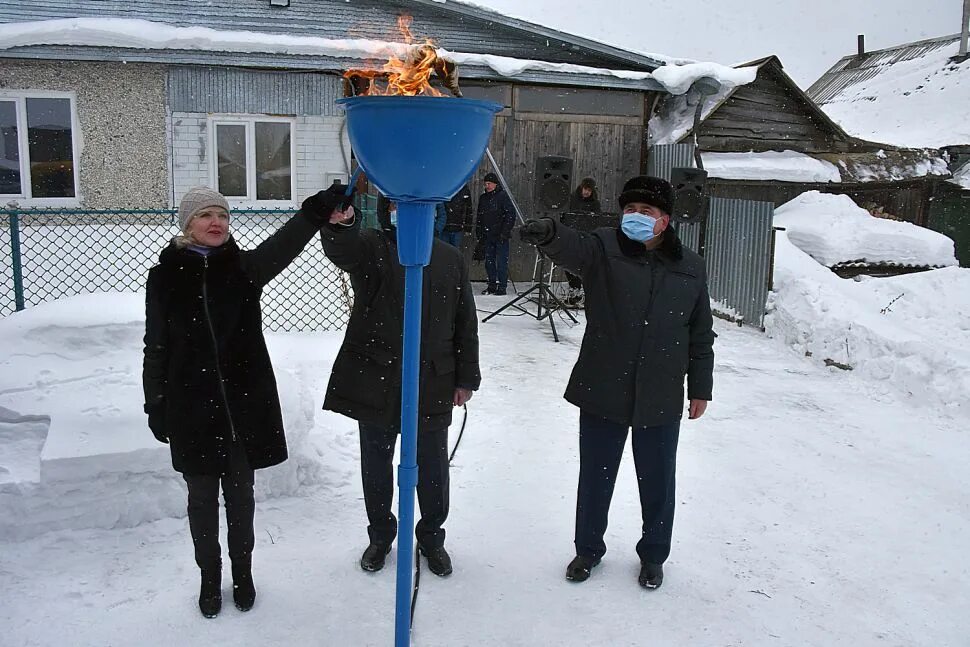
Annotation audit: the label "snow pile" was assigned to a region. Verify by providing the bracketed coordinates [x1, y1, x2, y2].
[766, 199, 970, 414]
[701, 151, 842, 183]
[647, 82, 735, 145]
[0, 18, 754, 95]
[0, 293, 334, 540]
[773, 191, 958, 267]
[818, 38, 970, 148]
[949, 161, 970, 189]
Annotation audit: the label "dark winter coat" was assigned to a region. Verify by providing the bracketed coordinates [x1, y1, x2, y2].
[568, 189, 602, 214]
[320, 217, 481, 432]
[538, 222, 715, 427]
[475, 186, 516, 242]
[443, 184, 474, 233]
[142, 212, 322, 475]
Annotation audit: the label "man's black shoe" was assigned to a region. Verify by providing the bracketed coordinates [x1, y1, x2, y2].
[481, 286, 495, 295]
[565, 555, 601, 583]
[360, 542, 392, 572]
[420, 546, 453, 577]
[638, 562, 664, 589]
[494, 288, 507, 296]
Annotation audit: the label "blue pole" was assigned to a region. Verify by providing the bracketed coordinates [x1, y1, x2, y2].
[392, 202, 436, 647]
[8, 209, 25, 311]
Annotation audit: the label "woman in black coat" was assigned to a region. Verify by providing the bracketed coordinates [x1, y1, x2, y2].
[142, 184, 348, 618]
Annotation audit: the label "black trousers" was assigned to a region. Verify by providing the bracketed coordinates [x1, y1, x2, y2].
[574, 411, 680, 564]
[182, 439, 255, 570]
[359, 423, 449, 550]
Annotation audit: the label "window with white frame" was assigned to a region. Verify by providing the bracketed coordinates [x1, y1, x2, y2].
[0, 92, 79, 200]
[210, 116, 295, 204]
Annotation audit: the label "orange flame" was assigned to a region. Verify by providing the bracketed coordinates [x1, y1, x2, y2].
[345, 15, 446, 97]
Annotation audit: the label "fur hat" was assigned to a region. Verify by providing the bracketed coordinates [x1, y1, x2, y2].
[617, 176, 674, 215]
[178, 187, 230, 232]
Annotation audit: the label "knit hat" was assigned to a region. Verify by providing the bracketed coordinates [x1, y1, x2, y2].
[617, 176, 674, 215]
[483, 172, 499, 185]
[178, 186, 230, 232]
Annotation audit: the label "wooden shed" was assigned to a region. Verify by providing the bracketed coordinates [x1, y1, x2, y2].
[648, 56, 950, 227]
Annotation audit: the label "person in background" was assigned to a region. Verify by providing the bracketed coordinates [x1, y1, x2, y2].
[519, 175, 715, 591]
[439, 183, 474, 249]
[143, 184, 351, 618]
[563, 177, 602, 306]
[435, 202, 447, 238]
[475, 172, 516, 295]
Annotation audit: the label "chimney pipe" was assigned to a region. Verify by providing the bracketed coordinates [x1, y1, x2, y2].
[857, 34, 865, 56]
[960, 0, 969, 57]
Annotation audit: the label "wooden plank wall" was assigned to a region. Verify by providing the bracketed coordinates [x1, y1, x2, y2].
[462, 94, 646, 284]
[708, 180, 934, 225]
[698, 68, 852, 154]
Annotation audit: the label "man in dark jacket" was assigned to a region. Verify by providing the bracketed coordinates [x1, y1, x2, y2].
[439, 182, 474, 249]
[320, 203, 481, 577]
[519, 175, 715, 591]
[475, 172, 516, 295]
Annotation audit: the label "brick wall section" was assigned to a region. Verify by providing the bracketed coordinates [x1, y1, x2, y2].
[0, 59, 168, 209]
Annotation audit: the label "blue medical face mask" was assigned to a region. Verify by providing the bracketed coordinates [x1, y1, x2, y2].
[621, 213, 658, 243]
[389, 210, 398, 227]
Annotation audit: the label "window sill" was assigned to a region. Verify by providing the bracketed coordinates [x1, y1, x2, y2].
[2, 197, 83, 210]
[226, 200, 297, 212]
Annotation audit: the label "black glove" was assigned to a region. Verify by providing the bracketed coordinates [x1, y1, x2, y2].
[519, 219, 555, 246]
[472, 240, 485, 261]
[145, 402, 168, 444]
[302, 183, 355, 224]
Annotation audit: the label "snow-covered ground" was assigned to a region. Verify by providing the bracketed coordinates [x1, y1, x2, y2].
[767, 192, 969, 416]
[1, 288, 968, 646]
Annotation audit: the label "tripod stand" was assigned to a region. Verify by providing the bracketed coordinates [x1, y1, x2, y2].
[481, 250, 578, 342]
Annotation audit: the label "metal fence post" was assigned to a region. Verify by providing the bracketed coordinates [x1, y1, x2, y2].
[8, 208, 25, 311]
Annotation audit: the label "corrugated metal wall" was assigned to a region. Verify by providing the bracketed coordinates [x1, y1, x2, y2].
[169, 66, 342, 116]
[647, 143, 699, 249]
[703, 197, 775, 326]
[648, 144, 775, 327]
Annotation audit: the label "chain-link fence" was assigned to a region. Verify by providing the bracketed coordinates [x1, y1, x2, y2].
[1, 207, 351, 332]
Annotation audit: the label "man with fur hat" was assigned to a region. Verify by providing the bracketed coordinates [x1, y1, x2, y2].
[519, 175, 715, 590]
[475, 172, 516, 295]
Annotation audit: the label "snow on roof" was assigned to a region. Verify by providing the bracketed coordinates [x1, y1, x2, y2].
[825, 149, 950, 183]
[647, 82, 736, 145]
[810, 36, 970, 148]
[701, 151, 842, 183]
[773, 191, 958, 268]
[0, 18, 754, 96]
